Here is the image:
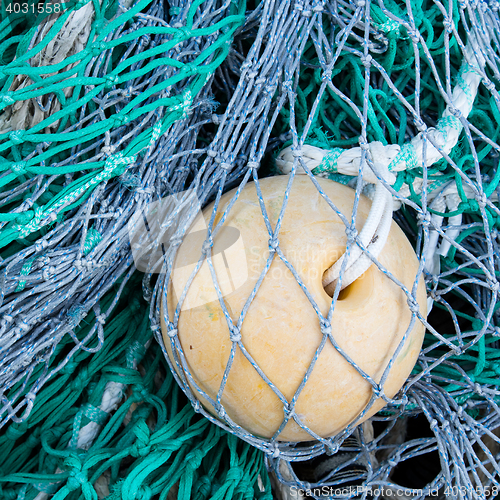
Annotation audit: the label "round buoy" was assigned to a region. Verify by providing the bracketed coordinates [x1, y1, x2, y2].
[162, 175, 426, 441]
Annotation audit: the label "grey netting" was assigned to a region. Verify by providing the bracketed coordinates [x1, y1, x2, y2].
[0, 0, 245, 426]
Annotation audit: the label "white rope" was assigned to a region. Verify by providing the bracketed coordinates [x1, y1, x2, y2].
[323, 160, 395, 293]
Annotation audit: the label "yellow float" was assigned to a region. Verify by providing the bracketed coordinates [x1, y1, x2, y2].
[162, 175, 426, 442]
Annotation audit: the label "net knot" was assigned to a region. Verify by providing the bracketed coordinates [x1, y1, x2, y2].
[207, 149, 218, 158]
[282, 80, 294, 93]
[265, 83, 277, 94]
[226, 467, 243, 482]
[450, 107, 462, 119]
[246, 70, 259, 80]
[417, 211, 431, 227]
[11, 162, 27, 175]
[9, 130, 25, 145]
[91, 41, 106, 57]
[131, 420, 151, 457]
[104, 74, 119, 88]
[372, 384, 385, 399]
[291, 147, 302, 158]
[321, 68, 332, 81]
[477, 192, 487, 209]
[5, 421, 28, 441]
[345, 226, 357, 241]
[247, 161, 259, 169]
[312, 2, 324, 11]
[96, 314, 106, 325]
[443, 18, 454, 33]
[407, 296, 420, 313]
[488, 279, 499, 292]
[67, 469, 88, 491]
[407, 28, 420, 43]
[319, 318, 331, 335]
[136, 486, 152, 500]
[42, 266, 56, 281]
[284, 405, 295, 419]
[219, 162, 232, 170]
[268, 237, 279, 253]
[175, 26, 191, 40]
[140, 34, 151, 46]
[216, 406, 226, 419]
[114, 114, 130, 126]
[229, 325, 241, 342]
[0, 94, 14, 105]
[101, 145, 116, 157]
[196, 476, 212, 497]
[361, 54, 372, 68]
[202, 236, 213, 254]
[167, 322, 178, 338]
[182, 63, 197, 75]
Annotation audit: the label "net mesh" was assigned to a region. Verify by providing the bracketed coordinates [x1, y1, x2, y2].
[1, 0, 500, 497]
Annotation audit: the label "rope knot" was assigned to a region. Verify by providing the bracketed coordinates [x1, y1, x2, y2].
[319, 318, 331, 335]
[417, 211, 431, 227]
[104, 74, 119, 88]
[371, 384, 385, 399]
[167, 322, 178, 338]
[229, 325, 241, 342]
[1, 94, 14, 105]
[268, 237, 279, 253]
[66, 466, 87, 492]
[96, 314, 106, 325]
[247, 161, 259, 169]
[407, 28, 420, 43]
[5, 422, 28, 441]
[443, 18, 454, 33]
[361, 54, 372, 67]
[345, 226, 357, 241]
[202, 236, 213, 254]
[216, 406, 226, 419]
[407, 296, 420, 313]
[175, 26, 191, 39]
[137, 486, 153, 500]
[226, 467, 242, 482]
[11, 162, 27, 175]
[114, 114, 130, 125]
[182, 63, 197, 75]
[284, 405, 295, 419]
[91, 41, 106, 57]
[488, 279, 500, 292]
[321, 68, 332, 81]
[131, 420, 151, 457]
[9, 130, 25, 145]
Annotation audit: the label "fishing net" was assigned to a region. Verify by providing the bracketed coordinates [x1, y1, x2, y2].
[2, 0, 500, 497]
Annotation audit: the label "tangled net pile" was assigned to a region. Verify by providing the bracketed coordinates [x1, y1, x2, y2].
[2, 0, 500, 497]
